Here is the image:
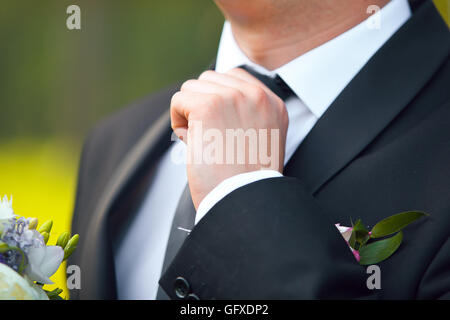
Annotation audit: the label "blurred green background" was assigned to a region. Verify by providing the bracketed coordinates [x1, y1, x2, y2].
[0, 0, 448, 298]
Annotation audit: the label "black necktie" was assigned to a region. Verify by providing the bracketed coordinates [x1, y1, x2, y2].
[239, 65, 295, 101]
[156, 65, 295, 299]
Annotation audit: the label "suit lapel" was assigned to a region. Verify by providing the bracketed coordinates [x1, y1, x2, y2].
[284, 1, 450, 194]
[80, 109, 172, 299]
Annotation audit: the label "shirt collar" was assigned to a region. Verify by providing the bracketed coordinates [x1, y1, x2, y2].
[215, 0, 412, 118]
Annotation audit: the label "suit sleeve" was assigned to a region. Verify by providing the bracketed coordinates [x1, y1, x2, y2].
[195, 170, 282, 225]
[159, 177, 375, 299]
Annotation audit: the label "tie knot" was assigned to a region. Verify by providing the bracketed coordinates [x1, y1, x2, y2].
[239, 65, 295, 101]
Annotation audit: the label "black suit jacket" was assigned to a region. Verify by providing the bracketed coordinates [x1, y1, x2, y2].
[69, 1, 450, 299]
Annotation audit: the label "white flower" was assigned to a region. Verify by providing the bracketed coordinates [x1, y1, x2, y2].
[28, 280, 51, 300]
[0, 263, 48, 300]
[0, 195, 15, 221]
[335, 223, 353, 242]
[335, 223, 360, 262]
[25, 244, 64, 284]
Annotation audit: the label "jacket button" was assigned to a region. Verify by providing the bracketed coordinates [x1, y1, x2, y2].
[186, 293, 200, 300]
[173, 277, 190, 299]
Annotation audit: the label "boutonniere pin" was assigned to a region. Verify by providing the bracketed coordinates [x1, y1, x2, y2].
[336, 211, 428, 265]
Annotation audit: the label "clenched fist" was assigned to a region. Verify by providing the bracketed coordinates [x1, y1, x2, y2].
[170, 68, 289, 209]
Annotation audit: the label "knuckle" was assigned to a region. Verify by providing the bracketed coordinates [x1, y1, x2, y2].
[199, 70, 215, 80]
[170, 91, 181, 106]
[250, 86, 267, 104]
[228, 88, 244, 103]
[206, 93, 223, 107]
[180, 79, 196, 91]
[227, 67, 243, 76]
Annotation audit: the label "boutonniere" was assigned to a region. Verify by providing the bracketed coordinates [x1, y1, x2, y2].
[336, 211, 428, 265]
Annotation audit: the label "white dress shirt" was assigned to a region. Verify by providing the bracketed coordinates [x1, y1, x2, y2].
[115, 0, 411, 299]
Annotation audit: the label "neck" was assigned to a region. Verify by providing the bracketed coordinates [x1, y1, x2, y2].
[215, 0, 390, 70]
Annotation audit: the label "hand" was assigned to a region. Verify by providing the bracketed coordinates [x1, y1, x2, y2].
[170, 68, 289, 209]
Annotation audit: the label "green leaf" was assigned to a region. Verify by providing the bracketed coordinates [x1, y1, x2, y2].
[45, 288, 65, 300]
[370, 211, 428, 238]
[348, 219, 370, 250]
[359, 231, 403, 265]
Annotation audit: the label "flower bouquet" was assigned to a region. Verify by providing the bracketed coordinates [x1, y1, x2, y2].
[0, 196, 78, 300]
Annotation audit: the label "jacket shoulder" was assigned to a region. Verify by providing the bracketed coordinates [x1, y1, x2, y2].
[71, 83, 180, 230]
[87, 83, 179, 159]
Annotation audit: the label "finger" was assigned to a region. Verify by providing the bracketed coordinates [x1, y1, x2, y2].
[226, 68, 281, 101]
[170, 91, 189, 141]
[226, 67, 268, 87]
[181, 79, 242, 98]
[198, 70, 253, 91]
[199, 69, 274, 98]
[198, 69, 280, 105]
[227, 68, 282, 102]
[170, 90, 216, 139]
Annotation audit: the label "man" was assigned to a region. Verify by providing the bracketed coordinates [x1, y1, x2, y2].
[69, 0, 450, 299]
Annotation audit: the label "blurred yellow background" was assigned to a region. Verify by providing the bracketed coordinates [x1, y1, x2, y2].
[0, 0, 448, 299]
